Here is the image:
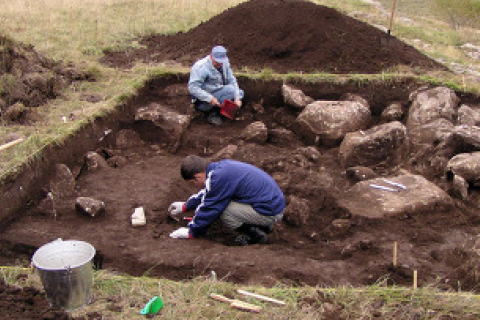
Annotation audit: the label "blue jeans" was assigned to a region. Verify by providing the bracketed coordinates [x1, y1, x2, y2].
[194, 85, 244, 113]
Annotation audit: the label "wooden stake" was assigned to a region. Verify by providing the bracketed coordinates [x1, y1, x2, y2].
[209, 294, 262, 313]
[237, 290, 286, 305]
[0, 138, 24, 152]
[413, 270, 418, 289]
[393, 241, 397, 267]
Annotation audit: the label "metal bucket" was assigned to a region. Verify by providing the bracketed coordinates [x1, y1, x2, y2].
[32, 239, 96, 310]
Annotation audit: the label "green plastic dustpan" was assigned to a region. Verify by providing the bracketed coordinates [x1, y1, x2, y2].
[140, 296, 163, 315]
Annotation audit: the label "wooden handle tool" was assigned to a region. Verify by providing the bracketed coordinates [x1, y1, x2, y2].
[209, 294, 262, 313]
[237, 289, 286, 305]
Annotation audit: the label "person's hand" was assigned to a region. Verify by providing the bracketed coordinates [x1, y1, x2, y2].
[210, 97, 221, 107]
[234, 99, 242, 108]
[169, 227, 190, 239]
[168, 201, 185, 218]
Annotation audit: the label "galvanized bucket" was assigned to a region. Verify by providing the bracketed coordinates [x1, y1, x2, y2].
[32, 239, 96, 310]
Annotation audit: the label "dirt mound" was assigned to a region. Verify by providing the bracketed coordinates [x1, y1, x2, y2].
[0, 35, 92, 124]
[101, 0, 447, 74]
[0, 278, 73, 320]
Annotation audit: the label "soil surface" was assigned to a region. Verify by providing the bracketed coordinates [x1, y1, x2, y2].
[101, 0, 447, 74]
[0, 278, 71, 320]
[2, 75, 480, 293]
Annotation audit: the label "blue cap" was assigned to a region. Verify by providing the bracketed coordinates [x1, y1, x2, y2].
[211, 46, 228, 64]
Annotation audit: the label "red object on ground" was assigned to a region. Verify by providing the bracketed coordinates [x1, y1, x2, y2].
[220, 99, 239, 119]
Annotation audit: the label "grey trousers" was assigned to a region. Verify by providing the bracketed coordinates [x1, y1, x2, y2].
[220, 201, 284, 230]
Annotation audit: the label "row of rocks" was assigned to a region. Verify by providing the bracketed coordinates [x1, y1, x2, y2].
[281, 84, 480, 218]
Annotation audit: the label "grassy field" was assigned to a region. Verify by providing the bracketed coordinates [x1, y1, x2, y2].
[1, 0, 480, 318]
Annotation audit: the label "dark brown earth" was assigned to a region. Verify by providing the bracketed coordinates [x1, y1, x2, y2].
[2, 0, 480, 318]
[2, 75, 480, 290]
[101, 0, 447, 74]
[0, 35, 92, 124]
[0, 278, 71, 320]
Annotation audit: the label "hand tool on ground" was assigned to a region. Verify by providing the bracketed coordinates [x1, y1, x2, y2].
[237, 289, 286, 305]
[209, 294, 262, 313]
[0, 137, 24, 152]
[381, 0, 397, 47]
[387, 0, 397, 36]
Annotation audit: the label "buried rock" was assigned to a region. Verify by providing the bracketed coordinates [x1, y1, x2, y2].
[406, 86, 459, 128]
[75, 197, 106, 217]
[135, 102, 190, 152]
[339, 121, 408, 168]
[446, 152, 480, 186]
[295, 97, 371, 145]
[240, 121, 268, 144]
[281, 84, 314, 110]
[339, 175, 453, 218]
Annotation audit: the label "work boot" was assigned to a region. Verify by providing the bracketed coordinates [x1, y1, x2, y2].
[259, 224, 274, 234]
[207, 112, 222, 126]
[235, 224, 268, 245]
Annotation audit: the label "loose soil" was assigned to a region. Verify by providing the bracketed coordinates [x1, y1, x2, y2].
[101, 0, 447, 74]
[2, 0, 480, 317]
[2, 75, 480, 292]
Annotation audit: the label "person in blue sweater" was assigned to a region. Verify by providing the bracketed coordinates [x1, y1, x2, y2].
[188, 45, 244, 126]
[168, 155, 285, 245]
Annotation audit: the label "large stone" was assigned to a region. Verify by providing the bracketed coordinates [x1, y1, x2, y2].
[406, 86, 459, 128]
[407, 118, 454, 149]
[240, 121, 268, 144]
[339, 121, 408, 168]
[135, 102, 190, 152]
[457, 104, 480, 126]
[281, 84, 314, 110]
[283, 196, 310, 227]
[75, 197, 105, 217]
[50, 164, 76, 198]
[435, 125, 480, 158]
[339, 174, 453, 218]
[380, 102, 404, 123]
[295, 99, 371, 145]
[447, 152, 480, 186]
[85, 151, 109, 172]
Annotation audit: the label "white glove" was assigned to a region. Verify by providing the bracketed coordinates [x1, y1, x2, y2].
[169, 227, 190, 239]
[168, 201, 185, 217]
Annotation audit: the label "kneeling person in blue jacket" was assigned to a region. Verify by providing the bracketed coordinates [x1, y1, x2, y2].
[168, 155, 285, 245]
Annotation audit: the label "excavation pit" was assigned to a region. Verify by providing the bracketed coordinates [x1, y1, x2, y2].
[2, 74, 480, 291]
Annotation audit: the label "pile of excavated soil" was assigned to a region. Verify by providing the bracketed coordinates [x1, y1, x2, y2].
[0, 278, 72, 320]
[101, 0, 447, 74]
[0, 35, 91, 125]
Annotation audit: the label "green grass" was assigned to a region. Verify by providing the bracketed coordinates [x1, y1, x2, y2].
[2, 266, 480, 319]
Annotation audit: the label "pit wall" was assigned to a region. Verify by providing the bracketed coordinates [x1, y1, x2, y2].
[0, 73, 424, 225]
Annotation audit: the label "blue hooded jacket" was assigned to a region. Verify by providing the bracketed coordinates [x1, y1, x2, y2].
[185, 160, 285, 237]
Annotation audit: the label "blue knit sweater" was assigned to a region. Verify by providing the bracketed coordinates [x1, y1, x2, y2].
[185, 160, 285, 237]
